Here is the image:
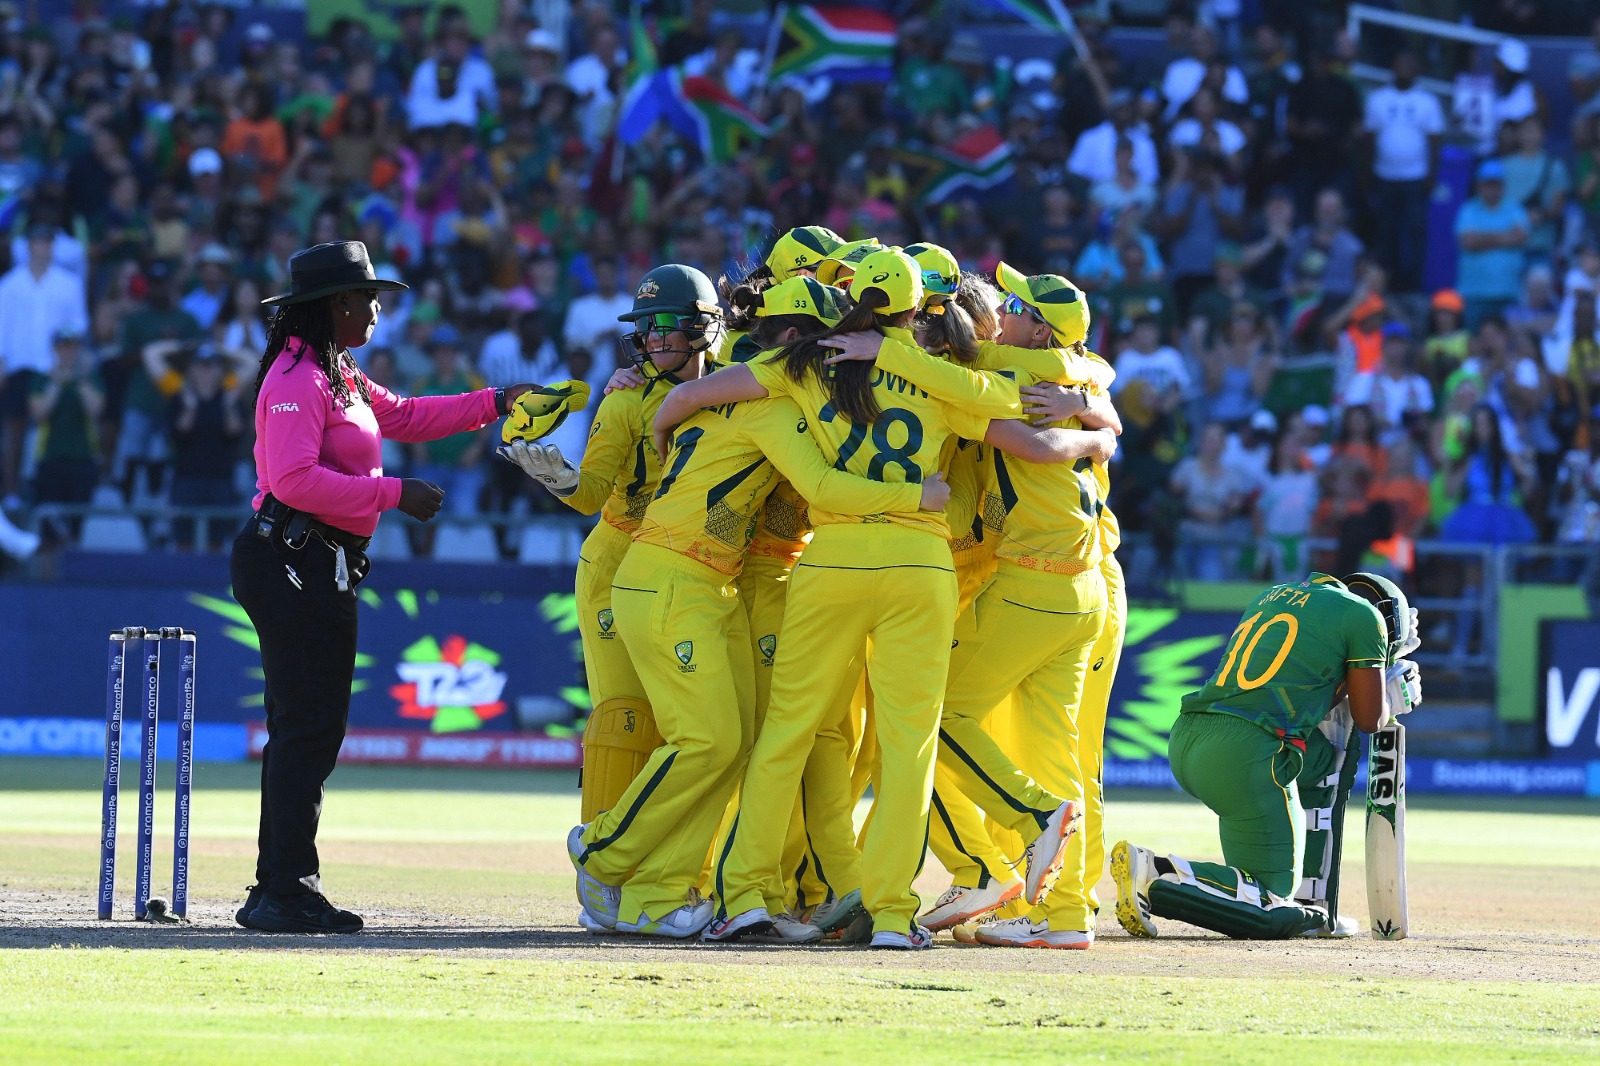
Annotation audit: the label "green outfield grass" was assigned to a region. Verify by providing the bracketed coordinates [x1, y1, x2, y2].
[2, 758, 1598, 1065]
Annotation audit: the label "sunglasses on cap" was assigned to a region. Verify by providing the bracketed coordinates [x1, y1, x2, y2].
[1002, 293, 1046, 325]
[922, 269, 957, 295]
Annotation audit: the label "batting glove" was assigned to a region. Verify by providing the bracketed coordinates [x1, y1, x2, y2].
[499, 439, 579, 497]
[1395, 606, 1421, 658]
[1385, 658, 1422, 717]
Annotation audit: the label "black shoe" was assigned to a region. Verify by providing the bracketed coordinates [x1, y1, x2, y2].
[235, 884, 266, 929]
[248, 890, 364, 934]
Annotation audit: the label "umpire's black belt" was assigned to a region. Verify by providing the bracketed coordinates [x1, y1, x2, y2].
[250, 494, 372, 553]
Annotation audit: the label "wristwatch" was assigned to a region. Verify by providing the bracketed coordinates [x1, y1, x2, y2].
[494, 387, 508, 416]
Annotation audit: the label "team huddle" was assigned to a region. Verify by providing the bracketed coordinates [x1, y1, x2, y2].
[498, 226, 1423, 950]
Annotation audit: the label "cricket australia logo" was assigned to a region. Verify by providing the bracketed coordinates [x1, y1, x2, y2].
[636, 278, 660, 301]
[675, 640, 696, 672]
[597, 608, 614, 637]
[758, 634, 777, 665]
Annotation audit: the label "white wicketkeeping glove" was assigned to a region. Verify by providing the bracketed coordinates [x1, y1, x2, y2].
[1395, 606, 1421, 658]
[499, 439, 579, 497]
[1385, 658, 1422, 718]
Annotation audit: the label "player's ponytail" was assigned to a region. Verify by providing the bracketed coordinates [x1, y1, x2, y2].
[719, 266, 774, 333]
[778, 294, 886, 425]
[918, 298, 981, 365]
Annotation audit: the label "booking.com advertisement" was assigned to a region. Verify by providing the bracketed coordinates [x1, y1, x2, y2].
[2, 571, 1597, 795]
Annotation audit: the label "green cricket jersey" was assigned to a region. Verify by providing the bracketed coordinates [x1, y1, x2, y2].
[1179, 574, 1389, 741]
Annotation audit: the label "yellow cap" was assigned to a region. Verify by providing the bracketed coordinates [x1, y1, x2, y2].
[756, 276, 850, 328]
[903, 242, 961, 303]
[765, 226, 845, 282]
[501, 380, 593, 445]
[849, 248, 923, 317]
[816, 238, 882, 286]
[995, 261, 1090, 345]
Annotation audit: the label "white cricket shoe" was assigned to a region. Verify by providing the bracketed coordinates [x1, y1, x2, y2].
[974, 915, 1093, 950]
[869, 924, 933, 950]
[810, 888, 866, 934]
[1110, 840, 1158, 939]
[567, 824, 619, 929]
[577, 910, 606, 934]
[919, 878, 1024, 931]
[750, 912, 824, 945]
[616, 896, 715, 939]
[1022, 801, 1082, 905]
[700, 907, 776, 943]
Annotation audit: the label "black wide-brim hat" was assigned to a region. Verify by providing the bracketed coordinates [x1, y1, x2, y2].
[261, 240, 409, 306]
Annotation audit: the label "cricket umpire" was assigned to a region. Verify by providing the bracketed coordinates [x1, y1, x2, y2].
[231, 241, 534, 932]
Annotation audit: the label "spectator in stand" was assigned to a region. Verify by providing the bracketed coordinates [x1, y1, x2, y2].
[1074, 210, 1165, 295]
[480, 307, 562, 390]
[1285, 46, 1361, 212]
[564, 22, 626, 143]
[1160, 24, 1246, 125]
[1158, 149, 1245, 316]
[1254, 431, 1319, 579]
[1167, 89, 1247, 175]
[1283, 188, 1363, 304]
[1187, 242, 1272, 347]
[181, 244, 235, 332]
[1489, 39, 1537, 156]
[0, 223, 89, 507]
[1199, 302, 1278, 428]
[1222, 408, 1278, 487]
[1089, 137, 1158, 223]
[1456, 160, 1530, 329]
[1331, 402, 1387, 481]
[1170, 422, 1255, 580]
[115, 262, 203, 499]
[660, 0, 717, 67]
[167, 345, 246, 550]
[1500, 117, 1569, 266]
[562, 258, 631, 373]
[1068, 89, 1159, 189]
[1440, 403, 1537, 546]
[407, 20, 496, 131]
[1344, 323, 1435, 444]
[1297, 403, 1334, 468]
[222, 84, 289, 201]
[1241, 186, 1295, 304]
[1369, 436, 1433, 540]
[1569, 15, 1600, 115]
[28, 327, 102, 518]
[1573, 114, 1600, 236]
[1113, 315, 1192, 399]
[1506, 263, 1560, 339]
[410, 325, 488, 523]
[1423, 289, 1470, 402]
[1029, 185, 1092, 279]
[1364, 50, 1444, 292]
[1550, 288, 1600, 418]
[1100, 240, 1179, 346]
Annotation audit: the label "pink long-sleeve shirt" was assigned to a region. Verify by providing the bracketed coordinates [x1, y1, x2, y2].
[252, 339, 497, 537]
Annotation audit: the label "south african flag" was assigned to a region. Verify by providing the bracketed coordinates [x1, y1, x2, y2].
[769, 5, 896, 84]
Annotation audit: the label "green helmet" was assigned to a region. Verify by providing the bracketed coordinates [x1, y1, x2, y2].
[619, 263, 725, 364]
[1342, 572, 1414, 666]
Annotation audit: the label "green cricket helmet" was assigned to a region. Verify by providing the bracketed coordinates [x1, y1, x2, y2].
[765, 226, 845, 282]
[903, 242, 961, 312]
[619, 263, 726, 374]
[1342, 572, 1414, 666]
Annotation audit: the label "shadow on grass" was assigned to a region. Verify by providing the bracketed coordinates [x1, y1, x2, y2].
[0, 757, 579, 795]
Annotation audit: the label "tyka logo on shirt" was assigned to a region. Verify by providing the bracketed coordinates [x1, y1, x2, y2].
[269, 402, 300, 414]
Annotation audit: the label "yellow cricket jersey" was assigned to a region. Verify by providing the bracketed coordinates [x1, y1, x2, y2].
[987, 361, 1104, 574]
[560, 378, 679, 534]
[632, 396, 923, 575]
[746, 327, 989, 543]
[1083, 351, 1122, 556]
[747, 477, 811, 565]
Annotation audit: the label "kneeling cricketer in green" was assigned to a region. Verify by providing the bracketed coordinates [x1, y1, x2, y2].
[1112, 572, 1420, 940]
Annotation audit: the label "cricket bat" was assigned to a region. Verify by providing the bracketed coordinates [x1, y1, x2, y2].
[1365, 721, 1408, 940]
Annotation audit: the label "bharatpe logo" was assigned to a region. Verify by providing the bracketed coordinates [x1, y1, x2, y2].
[597, 608, 615, 636]
[675, 640, 696, 672]
[758, 634, 777, 665]
[392, 635, 509, 733]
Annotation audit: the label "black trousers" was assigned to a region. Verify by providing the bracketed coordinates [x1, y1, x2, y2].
[230, 522, 370, 896]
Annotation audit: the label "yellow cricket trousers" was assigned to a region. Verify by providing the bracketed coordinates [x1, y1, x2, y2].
[577, 521, 661, 822]
[936, 560, 1107, 931]
[577, 542, 755, 922]
[715, 524, 958, 935]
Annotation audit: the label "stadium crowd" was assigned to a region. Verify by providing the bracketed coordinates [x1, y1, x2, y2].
[0, 0, 1598, 592]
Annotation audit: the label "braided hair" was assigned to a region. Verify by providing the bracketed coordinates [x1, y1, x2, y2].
[253, 298, 371, 408]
